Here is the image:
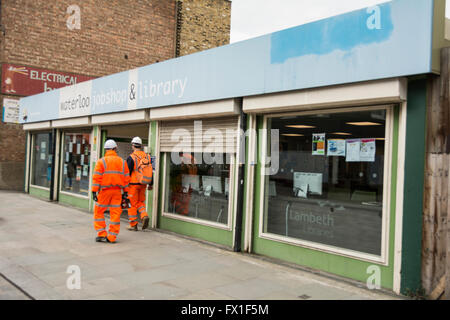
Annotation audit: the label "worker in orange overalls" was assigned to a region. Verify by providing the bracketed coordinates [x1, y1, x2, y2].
[171, 153, 197, 216]
[126, 137, 151, 231]
[92, 139, 130, 243]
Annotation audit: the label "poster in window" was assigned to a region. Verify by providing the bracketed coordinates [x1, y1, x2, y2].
[360, 139, 376, 162]
[40, 152, 46, 160]
[82, 165, 89, 177]
[346, 139, 361, 162]
[76, 166, 81, 181]
[76, 143, 81, 154]
[80, 154, 84, 165]
[312, 133, 325, 156]
[69, 143, 73, 152]
[327, 139, 346, 157]
[64, 164, 68, 175]
[72, 135, 76, 144]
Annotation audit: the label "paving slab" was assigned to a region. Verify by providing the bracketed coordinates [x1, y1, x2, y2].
[0, 191, 403, 300]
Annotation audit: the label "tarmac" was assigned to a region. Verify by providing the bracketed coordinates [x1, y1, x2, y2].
[0, 191, 403, 300]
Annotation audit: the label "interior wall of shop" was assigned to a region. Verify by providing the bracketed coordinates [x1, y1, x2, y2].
[249, 108, 400, 290]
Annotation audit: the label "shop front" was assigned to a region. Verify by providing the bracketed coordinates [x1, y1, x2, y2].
[150, 99, 242, 247]
[240, 77, 421, 291]
[18, 0, 447, 294]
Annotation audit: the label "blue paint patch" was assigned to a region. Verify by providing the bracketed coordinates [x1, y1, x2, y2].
[271, 3, 394, 63]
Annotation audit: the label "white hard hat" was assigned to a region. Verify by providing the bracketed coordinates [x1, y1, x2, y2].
[131, 136, 142, 145]
[104, 139, 117, 150]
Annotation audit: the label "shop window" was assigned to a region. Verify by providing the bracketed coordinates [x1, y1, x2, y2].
[262, 109, 388, 256]
[61, 132, 91, 196]
[163, 153, 231, 225]
[31, 132, 53, 188]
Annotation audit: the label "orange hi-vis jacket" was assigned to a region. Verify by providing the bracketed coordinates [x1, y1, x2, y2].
[129, 150, 152, 184]
[92, 150, 130, 193]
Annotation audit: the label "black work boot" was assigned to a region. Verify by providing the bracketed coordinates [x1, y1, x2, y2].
[95, 236, 107, 242]
[142, 216, 149, 230]
[127, 224, 138, 231]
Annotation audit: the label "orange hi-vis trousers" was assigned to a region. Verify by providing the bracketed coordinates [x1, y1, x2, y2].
[127, 184, 148, 227]
[94, 188, 122, 242]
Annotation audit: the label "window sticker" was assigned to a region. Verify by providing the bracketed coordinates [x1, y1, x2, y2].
[327, 139, 346, 157]
[312, 133, 325, 155]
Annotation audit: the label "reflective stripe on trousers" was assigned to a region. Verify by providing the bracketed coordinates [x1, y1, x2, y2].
[127, 184, 148, 227]
[94, 189, 122, 242]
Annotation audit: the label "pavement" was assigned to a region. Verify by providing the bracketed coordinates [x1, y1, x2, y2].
[0, 191, 403, 300]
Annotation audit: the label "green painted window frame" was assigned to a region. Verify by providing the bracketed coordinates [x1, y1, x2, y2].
[251, 105, 399, 289]
[159, 152, 236, 231]
[59, 129, 93, 200]
[29, 131, 53, 192]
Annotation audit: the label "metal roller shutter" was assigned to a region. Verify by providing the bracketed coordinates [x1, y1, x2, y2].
[159, 116, 239, 153]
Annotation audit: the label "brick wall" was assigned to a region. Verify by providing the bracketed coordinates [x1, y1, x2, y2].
[0, 0, 231, 191]
[176, 0, 231, 56]
[0, 95, 26, 190]
[0, 0, 177, 76]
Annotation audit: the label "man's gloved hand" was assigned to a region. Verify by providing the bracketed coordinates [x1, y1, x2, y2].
[147, 185, 153, 191]
[92, 191, 98, 202]
[121, 192, 130, 209]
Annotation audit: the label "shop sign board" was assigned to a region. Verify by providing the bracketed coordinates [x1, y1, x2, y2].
[19, 0, 438, 123]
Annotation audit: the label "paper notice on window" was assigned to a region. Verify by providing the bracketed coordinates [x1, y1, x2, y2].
[327, 139, 346, 157]
[91, 151, 98, 164]
[346, 139, 361, 162]
[76, 166, 81, 181]
[40, 152, 46, 160]
[312, 133, 325, 155]
[80, 155, 84, 165]
[64, 164, 68, 175]
[72, 135, 76, 144]
[2, 98, 20, 123]
[76, 144, 81, 154]
[82, 165, 89, 177]
[69, 143, 73, 153]
[65, 152, 69, 162]
[41, 141, 46, 150]
[82, 137, 86, 144]
[360, 139, 376, 162]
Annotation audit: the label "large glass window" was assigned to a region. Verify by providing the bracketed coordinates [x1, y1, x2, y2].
[61, 132, 91, 196]
[31, 132, 53, 188]
[164, 153, 231, 225]
[263, 109, 388, 256]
